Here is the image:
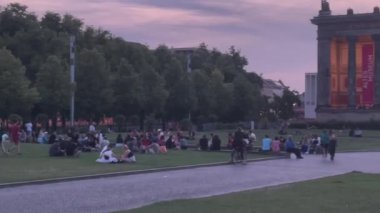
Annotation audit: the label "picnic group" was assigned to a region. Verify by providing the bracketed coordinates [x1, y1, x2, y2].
[1, 121, 338, 163]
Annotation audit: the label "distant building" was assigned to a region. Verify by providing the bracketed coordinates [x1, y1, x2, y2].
[261, 79, 287, 102]
[311, 0, 380, 122]
[172, 47, 197, 73]
[305, 73, 317, 119]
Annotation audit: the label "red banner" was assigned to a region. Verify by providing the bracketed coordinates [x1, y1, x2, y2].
[362, 44, 375, 106]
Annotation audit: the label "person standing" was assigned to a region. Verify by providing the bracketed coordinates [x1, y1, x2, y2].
[329, 133, 337, 161]
[230, 127, 246, 164]
[9, 121, 21, 154]
[25, 121, 33, 143]
[320, 130, 330, 158]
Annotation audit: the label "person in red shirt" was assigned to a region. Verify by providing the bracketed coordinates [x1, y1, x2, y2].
[140, 135, 151, 153]
[9, 121, 21, 154]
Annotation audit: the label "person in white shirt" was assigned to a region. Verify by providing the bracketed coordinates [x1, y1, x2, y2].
[89, 122, 96, 133]
[96, 143, 118, 163]
[25, 121, 33, 142]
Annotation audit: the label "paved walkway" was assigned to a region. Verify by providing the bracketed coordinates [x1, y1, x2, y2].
[1, 152, 380, 213]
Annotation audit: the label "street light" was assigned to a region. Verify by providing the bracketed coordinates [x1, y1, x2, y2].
[69, 35, 76, 127]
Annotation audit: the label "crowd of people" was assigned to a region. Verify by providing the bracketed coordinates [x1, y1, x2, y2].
[1, 120, 339, 164]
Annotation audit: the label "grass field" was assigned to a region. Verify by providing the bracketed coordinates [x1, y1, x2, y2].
[1, 128, 380, 184]
[124, 172, 380, 213]
[0, 143, 268, 184]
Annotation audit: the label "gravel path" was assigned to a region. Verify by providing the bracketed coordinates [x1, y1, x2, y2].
[1, 152, 379, 213]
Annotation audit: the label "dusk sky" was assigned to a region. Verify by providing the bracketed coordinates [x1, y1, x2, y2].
[2, 0, 379, 92]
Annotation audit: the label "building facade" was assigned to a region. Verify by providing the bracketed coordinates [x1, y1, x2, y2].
[311, 0, 380, 122]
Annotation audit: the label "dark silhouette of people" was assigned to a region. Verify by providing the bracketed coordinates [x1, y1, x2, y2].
[210, 135, 221, 151]
[199, 135, 208, 151]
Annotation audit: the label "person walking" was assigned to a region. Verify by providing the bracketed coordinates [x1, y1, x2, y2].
[329, 133, 337, 161]
[230, 127, 246, 164]
[320, 130, 330, 158]
[9, 120, 21, 154]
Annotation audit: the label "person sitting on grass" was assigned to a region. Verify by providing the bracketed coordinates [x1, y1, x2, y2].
[179, 136, 188, 150]
[199, 135, 208, 151]
[147, 142, 160, 154]
[49, 141, 65, 157]
[96, 143, 118, 163]
[62, 140, 81, 157]
[285, 135, 303, 159]
[120, 145, 136, 163]
[271, 137, 281, 153]
[210, 135, 221, 151]
[261, 135, 272, 152]
[140, 135, 151, 153]
[165, 135, 175, 149]
[49, 140, 81, 157]
[116, 133, 123, 144]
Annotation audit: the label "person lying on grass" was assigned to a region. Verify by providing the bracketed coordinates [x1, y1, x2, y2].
[96, 143, 118, 163]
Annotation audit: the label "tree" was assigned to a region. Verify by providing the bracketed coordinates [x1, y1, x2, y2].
[209, 69, 233, 121]
[41, 12, 61, 32]
[191, 70, 212, 119]
[0, 3, 38, 36]
[139, 64, 168, 129]
[76, 49, 113, 120]
[61, 14, 83, 35]
[35, 55, 70, 124]
[165, 75, 196, 121]
[275, 89, 300, 120]
[0, 48, 39, 118]
[231, 74, 261, 121]
[112, 58, 143, 116]
[271, 89, 300, 121]
[154, 45, 173, 75]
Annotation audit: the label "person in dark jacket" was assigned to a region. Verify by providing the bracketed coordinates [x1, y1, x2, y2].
[49, 142, 65, 157]
[199, 135, 208, 151]
[230, 127, 246, 164]
[329, 133, 337, 161]
[210, 135, 221, 151]
[285, 135, 303, 159]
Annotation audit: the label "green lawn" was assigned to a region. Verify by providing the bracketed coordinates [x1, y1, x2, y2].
[125, 172, 380, 213]
[1, 128, 380, 184]
[0, 143, 267, 184]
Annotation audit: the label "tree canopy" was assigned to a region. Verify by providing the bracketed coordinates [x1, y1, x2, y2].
[0, 3, 299, 128]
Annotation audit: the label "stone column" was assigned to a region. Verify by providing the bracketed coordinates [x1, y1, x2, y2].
[317, 36, 331, 108]
[347, 36, 357, 108]
[373, 34, 380, 106]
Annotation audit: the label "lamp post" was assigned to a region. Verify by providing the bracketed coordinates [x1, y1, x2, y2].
[69, 36, 76, 127]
